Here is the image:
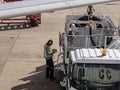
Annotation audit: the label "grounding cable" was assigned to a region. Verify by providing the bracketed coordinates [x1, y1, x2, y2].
[0, 28, 23, 75]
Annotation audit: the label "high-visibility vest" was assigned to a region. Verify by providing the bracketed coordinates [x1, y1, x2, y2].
[44, 45, 53, 58]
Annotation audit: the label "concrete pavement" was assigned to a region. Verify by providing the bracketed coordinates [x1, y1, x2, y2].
[0, 1, 120, 90]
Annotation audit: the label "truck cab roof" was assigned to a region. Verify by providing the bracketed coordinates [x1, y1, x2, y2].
[70, 48, 120, 64]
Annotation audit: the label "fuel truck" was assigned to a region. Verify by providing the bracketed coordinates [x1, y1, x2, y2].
[58, 8, 120, 90]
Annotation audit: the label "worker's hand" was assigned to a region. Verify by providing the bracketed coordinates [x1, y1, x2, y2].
[52, 49, 57, 53]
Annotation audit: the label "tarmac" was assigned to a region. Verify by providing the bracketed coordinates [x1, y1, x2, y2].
[0, 1, 120, 90]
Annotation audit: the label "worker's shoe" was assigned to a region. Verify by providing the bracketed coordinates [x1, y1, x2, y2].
[50, 77, 56, 81]
[27, 81, 34, 85]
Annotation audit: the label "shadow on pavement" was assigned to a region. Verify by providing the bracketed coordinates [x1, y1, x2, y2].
[11, 63, 62, 90]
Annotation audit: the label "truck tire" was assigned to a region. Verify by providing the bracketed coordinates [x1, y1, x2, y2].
[58, 70, 65, 81]
[117, 83, 120, 90]
[60, 87, 66, 90]
[30, 19, 38, 27]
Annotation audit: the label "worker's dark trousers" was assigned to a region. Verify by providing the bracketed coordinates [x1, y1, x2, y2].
[46, 58, 54, 79]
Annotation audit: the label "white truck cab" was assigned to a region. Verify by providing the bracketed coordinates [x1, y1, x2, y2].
[62, 48, 120, 90]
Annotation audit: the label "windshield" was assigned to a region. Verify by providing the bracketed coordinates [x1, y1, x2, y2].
[71, 63, 120, 90]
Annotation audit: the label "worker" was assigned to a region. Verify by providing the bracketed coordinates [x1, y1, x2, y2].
[44, 39, 57, 81]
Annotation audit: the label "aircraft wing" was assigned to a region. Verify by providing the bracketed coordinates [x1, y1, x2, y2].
[0, 0, 119, 19]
